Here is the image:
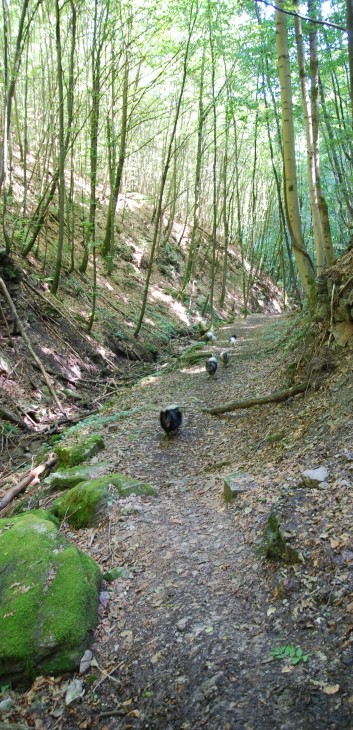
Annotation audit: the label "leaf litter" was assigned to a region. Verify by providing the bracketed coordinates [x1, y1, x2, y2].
[2, 313, 353, 729]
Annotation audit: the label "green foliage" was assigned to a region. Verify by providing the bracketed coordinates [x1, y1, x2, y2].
[0, 423, 19, 438]
[271, 644, 309, 665]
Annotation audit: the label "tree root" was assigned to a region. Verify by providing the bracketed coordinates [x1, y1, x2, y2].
[207, 380, 310, 415]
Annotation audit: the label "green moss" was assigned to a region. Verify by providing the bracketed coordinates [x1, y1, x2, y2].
[260, 513, 300, 564]
[103, 566, 130, 582]
[54, 434, 105, 467]
[43, 463, 110, 491]
[51, 473, 157, 528]
[22, 509, 60, 527]
[0, 513, 101, 683]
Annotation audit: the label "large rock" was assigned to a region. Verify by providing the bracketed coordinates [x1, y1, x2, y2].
[54, 434, 105, 467]
[0, 512, 101, 684]
[301, 466, 329, 488]
[43, 462, 111, 491]
[52, 473, 157, 528]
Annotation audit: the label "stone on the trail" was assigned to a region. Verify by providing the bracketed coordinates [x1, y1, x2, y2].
[176, 617, 189, 632]
[79, 649, 93, 674]
[223, 472, 256, 502]
[103, 566, 130, 582]
[54, 434, 105, 467]
[0, 698, 14, 712]
[0, 512, 101, 684]
[43, 462, 111, 491]
[301, 466, 329, 488]
[52, 474, 157, 528]
[260, 513, 301, 564]
[65, 678, 84, 706]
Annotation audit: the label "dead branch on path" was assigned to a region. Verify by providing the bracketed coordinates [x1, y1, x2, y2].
[206, 380, 310, 415]
[0, 453, 57, 513]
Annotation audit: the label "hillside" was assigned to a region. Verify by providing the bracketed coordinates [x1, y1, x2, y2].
[0, 189, 283, 470]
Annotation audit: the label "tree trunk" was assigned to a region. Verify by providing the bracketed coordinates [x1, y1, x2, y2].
[179, 43, 206, 299]
[308, 0, 335, 267]
[51, 0, 66, 295]
[134, 1, 198, 337]
[102, 39, 130, 268]
[294, 4, 324, 275]
[346, 0, 353, 127]
[275, 1, 315, 302]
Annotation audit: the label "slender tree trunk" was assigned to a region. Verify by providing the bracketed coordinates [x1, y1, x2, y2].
[275, 1, 315, 302]
[308, 0, 334, 266]
[208, 2, 218, 330]
[87, 0, 108, 330]
[102, 40, 130, 269]
[220, 121, 229, 308]
[319, 77, 353, 219]
[134, 1, 198, 337]
[51, 0, 66, 295]
[346, 0, 353, 126]
[179, 43, 206, 299]
[0, 0, 31, 193]
[294, 4, 324, 275]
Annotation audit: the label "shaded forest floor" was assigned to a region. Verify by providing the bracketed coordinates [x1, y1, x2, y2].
[4, 312, 353, 729]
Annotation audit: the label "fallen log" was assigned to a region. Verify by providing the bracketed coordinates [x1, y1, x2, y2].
[207, 380, 310, 415]
[0, 453, 57, 513]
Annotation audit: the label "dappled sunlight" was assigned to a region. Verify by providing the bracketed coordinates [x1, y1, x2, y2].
[180, 365, 205, 375]
[151, 287, 170, 303]
[104, 281, 114, 292]
[151, 286, 190, 325]
[171, 299, 189, 325]
[145, 317, 155, 327]
[116, 192, 147, 213]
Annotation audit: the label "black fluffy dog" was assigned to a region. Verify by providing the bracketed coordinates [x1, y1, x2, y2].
[160, 404, 182, 436]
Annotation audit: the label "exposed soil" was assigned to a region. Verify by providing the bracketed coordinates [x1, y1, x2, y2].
[3, 312, 353, 729]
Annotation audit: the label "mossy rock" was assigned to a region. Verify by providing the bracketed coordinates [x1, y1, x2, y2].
[0, 512, 101, 684]
[43, 462, 111, 491]
[51, 474, 157, 528]
[103, 566, 130, 582]
[54, 434, 105, 467]
[260, 513, 301, 564]
[19, 509, 60, 527]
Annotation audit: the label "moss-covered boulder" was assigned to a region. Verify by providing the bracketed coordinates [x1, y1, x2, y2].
[43, 462, 111, 491]
[52, 474, 157, 529]
[54, 434, 105, 467]
[0, 512, 101, 684]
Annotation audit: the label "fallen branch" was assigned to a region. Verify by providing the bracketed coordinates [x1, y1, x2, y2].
[0, 453, 57, 513]
[207, 380, 310, 415]
[0, 276, 63, 411]
[0, 403, 29, 430]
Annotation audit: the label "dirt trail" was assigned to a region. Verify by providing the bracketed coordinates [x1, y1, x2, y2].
[83, 314, 352, 729]
[10, 314, 353, 729]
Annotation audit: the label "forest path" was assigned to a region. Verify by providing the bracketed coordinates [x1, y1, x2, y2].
[82, 313, 352, 730]
[12, 313, 353, 729]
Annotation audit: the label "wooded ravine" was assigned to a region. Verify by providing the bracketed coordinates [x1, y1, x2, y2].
[1, 0, 353, 728]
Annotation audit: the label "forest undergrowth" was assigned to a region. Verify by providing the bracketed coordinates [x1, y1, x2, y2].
[3, 312, 353, 729]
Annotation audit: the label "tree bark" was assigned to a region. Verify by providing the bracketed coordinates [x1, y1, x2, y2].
[134, 1, 198, 337]
[294, 4, 325, 275]
[275, 1, 315, 302]
[207, 381, 310, 415]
